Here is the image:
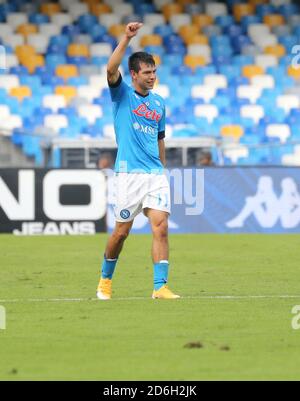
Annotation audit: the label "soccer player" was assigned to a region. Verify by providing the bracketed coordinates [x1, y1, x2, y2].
[96, 22, 180, 300]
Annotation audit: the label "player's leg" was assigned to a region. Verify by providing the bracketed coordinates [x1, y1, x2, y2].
[97, 220, 133, 300]
[144, 208, 180, 299]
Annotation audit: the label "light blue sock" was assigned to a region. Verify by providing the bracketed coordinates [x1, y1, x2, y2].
[101, 256, 118, 280]
[153, 260, 169, 290]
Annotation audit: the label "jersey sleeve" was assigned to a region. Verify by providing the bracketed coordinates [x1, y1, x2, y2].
[108, 74, 129, 102]
[158, 104, 166, 140]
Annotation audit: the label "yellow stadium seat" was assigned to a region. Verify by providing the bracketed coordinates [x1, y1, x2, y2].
[109, 24, 127, 38]
[22, 55, 45, 73]
[177, 0, 195, 5]
[221, 125, 244, 141]
[233, 4, 255, 22]
[153, 55, 161, 66]
[91, 3, 111, 15]
[288, 66, 300, 80]
[242, 65, 264, 79]
[185, 34, 209, 45]
[55, 86, 77, 103]
[41, 3, 61, 16]
[178, 25, 199, 43]
[15, 45, 36, 62]
[265, 44, 286, 57]
[264, 14, 285, 27]
[10, 86, 32, 102]
[162, 3, 183, 22]
[17, 24, 38, 37]
[56, 65, 79, 81]
[140, 34, 163, 47]
[83, 0, 101, 6]
[192, 14, 213, 30]
[184, 55, 207, 70]
[249, 0, 268, 5]
[68, 44, 90, 58]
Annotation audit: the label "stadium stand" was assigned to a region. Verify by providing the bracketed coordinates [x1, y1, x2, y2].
[0, 0, 300, 167]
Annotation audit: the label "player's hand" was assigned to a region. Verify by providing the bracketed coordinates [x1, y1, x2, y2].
[125, 22, 143, 39]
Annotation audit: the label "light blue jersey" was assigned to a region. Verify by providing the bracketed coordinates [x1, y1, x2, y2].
[108, 75, 166, 174]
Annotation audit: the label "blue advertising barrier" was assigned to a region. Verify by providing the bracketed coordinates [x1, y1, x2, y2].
[108, 167, 300, 234]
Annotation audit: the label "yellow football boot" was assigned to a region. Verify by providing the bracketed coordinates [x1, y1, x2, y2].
[152, 285, 180, 299]
[96, 278, 112, 300]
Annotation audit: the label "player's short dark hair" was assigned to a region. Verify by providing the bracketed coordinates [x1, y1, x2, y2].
[128, 52, 155, 73]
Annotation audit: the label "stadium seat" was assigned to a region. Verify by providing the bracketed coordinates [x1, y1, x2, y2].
[192, 14, 214, 30]
[68, 44, 90, 58]
[27, 34, 49, 54]
[234, 4, 255, 22]
[77, 85, 101, 102]
[223, 144, 249, 163]
[288, 66, 300, 80]
[10, 86, 32, 102]
[188, 44, 211, 63]
[140, 34, 163, 47]
[56, 65, 78, 81]
[169, 14, 192, 32]
[44, 114, 68, 133]
[221, 125, 244, 141]
[78, 104, 103, 124]
[41, 3, 61, 16]
[264, 14, 285, 27]
[266, 124, 291, 143]
[184, 55, 206, 70]
[242, 65, 265, 79]
[194, 104, 219, 123]
[162, 3, 183, 21]
[276, 95, 300, 114]
[265, 44, 286, 57]
[51, 13, 73, 27]
[17, 24, 38, 37]
[43, 94, 67, 112]
[7, 13, 28, 29]
[251, 75, 275, 89]
[241, 105, 265, 123]
[55, 86, 77, 103]
[191, 85, 216, 103]
[206, 2, 228, 19]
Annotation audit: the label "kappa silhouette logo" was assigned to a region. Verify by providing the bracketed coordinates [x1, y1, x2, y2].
[226, 176, 300, 229]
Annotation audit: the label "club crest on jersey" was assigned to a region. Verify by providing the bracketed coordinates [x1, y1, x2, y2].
[120, 209, 130, 219]
[133, 104, 161, 122]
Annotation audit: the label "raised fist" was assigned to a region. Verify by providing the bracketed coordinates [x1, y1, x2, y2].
[125, 22, 143, 39]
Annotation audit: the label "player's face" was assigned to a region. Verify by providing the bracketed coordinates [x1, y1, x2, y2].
[132, 62, 157, 91]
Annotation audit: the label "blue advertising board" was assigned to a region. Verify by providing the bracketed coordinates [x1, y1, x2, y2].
[107, 167, 300, 234]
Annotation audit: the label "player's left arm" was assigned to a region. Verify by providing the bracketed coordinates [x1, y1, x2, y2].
[158, 138, 166, 166]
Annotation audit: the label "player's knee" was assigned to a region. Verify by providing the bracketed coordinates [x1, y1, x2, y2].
[114, 229, 129, 243]
[153, 219, 168, 239]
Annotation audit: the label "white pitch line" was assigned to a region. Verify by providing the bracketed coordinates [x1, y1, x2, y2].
[0, 295, 300, 303]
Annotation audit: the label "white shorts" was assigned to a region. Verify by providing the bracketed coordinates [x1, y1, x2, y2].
[112, 173, 171, 222]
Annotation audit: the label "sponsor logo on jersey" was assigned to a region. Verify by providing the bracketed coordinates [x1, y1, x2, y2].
[133, 104, 161, 122]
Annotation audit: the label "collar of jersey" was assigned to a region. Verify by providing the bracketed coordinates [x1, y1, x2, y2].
[134, 90, 150, 98]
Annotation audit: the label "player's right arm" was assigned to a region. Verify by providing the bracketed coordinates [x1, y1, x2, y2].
[107, 22, 143, 86]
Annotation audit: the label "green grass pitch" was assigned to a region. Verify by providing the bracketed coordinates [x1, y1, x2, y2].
[1, 234, 300, 381]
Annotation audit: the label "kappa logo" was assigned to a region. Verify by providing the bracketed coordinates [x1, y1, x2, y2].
[226, 176, 300, 229]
